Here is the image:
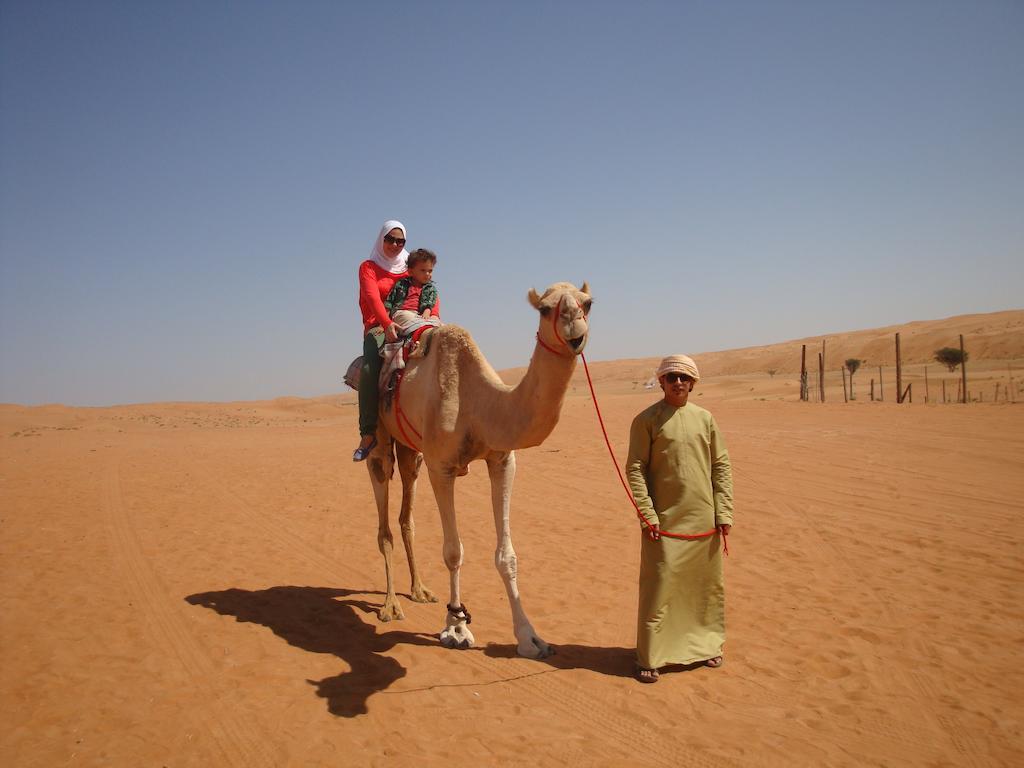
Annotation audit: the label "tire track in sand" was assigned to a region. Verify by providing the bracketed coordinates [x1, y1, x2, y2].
[102, 458, 275, 768]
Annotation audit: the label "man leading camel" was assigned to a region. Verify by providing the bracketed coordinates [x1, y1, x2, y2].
[626, 354, 734, 683]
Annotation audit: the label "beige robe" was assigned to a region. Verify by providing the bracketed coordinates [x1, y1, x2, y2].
[626, 400, 733, 669]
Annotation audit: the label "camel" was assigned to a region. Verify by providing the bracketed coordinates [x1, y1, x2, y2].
[364, 281, 592, 658]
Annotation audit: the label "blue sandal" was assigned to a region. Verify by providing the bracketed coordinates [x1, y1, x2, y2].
[352, 436, 377, 462]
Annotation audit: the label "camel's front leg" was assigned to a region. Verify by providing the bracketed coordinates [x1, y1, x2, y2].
[395, 444, 436, 604]
[487, 451, 552, 659]
[367, 439, 403, 621]
[427, 466, 475, 650]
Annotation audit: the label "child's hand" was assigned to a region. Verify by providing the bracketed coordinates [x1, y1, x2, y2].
[385, 324, 399, 343]
[422, 309, 432, 319]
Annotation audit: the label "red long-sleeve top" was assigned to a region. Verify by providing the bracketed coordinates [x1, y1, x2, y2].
[358, 260, 441, 334]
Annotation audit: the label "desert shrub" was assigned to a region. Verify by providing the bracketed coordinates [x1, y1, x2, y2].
[934, 347, 968, 372]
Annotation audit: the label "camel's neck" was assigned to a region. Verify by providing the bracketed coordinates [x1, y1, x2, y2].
[491, 341, 576, 450]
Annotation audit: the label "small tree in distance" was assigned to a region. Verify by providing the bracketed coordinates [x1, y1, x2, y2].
[845, 358, 863, 399]
[935, 347, 968, 372]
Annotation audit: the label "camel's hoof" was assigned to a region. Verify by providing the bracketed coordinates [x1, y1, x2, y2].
[440, 624, 475, 650]
[410, 585, 438, 603]
[517, 636, 554, 660]
[378, 599, 404, 622]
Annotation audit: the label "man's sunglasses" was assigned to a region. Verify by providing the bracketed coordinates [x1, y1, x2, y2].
[664, 373, 693, 384]
[383, 234, 406, 246]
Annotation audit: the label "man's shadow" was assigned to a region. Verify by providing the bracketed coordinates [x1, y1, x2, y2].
[185, 586, 436, 717]
[482, 644, 713, 679]
[482, 643, 637, 678]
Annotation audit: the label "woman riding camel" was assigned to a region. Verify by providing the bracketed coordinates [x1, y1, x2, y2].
[353, 221, 408, 461]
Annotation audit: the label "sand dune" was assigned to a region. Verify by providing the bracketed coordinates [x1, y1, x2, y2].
[2, 311, 1022, 766]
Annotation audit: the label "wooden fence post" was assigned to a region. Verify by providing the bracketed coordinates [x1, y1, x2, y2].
[870, 379, 875, 401]
[800, 345, 808, 402]
[842, 368, 848, 402]
[896, 333, 904, 404]
[924, 365, 930, 404]
[879, 365, 884, 402]
[960, 334, 968, 404]
[819, 354, 827, 403]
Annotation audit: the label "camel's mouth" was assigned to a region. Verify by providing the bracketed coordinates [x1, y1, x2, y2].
[567, 335, 586, 353]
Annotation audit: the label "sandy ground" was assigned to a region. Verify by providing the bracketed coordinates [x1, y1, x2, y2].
[2, 360, 1022, 767]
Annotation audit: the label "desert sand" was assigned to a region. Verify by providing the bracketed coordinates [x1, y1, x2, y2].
[2, 311, 1023, 767]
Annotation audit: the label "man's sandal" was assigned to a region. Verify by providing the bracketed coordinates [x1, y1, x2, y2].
[705, 656, 724, 668]
[636, 667, 660, 683]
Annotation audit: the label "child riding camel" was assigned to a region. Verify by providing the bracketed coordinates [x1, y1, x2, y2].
[383, 248, 441, 336]
[379, 248, 442, 386]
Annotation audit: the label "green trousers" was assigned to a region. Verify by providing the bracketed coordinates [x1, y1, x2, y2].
[358, 328, 385, 437]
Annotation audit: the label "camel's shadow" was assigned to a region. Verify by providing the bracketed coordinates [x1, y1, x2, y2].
[184, 585, 436, 717]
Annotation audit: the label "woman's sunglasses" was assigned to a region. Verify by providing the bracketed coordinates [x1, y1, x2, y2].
[383, 234, 406, 246]
[663, 373, 694, 384]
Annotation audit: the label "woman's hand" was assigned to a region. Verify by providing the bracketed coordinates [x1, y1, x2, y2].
[385, 324, 399, 343]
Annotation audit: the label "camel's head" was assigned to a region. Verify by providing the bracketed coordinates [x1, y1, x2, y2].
[528, 281, 592, 356]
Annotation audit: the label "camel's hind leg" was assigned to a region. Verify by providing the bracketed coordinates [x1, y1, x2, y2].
[367, 435, 403, 621]
[427, 465, 475, 649]
[395, 443, 436, 604]
[487, 450, 552, 659]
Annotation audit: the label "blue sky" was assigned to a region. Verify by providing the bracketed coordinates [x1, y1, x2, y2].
[1, 0, 1021, 405]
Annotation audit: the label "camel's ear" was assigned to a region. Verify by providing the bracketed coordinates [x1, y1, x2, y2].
[528, 288, 543, 309]
[580, 281, 590, 296]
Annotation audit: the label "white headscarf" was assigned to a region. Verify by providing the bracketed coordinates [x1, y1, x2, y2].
[369, 220, 409, 274]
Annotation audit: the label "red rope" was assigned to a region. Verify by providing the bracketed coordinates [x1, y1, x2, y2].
[535, 295, 723, 546]
[579, 353, 728, 554]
